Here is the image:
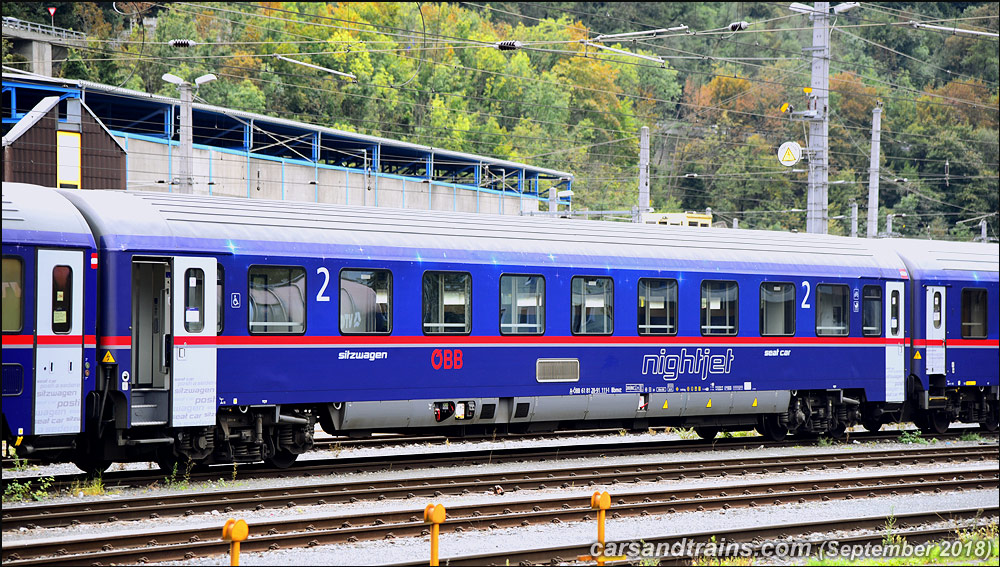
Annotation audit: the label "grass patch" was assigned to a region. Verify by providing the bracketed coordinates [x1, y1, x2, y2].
[959, 432, 985, 442]
[807, 520, 998, 566]
[898, 430, 929, 445]
[817, 435, 835, 447]
[69, 475, 106, 497]
[673, 427, 700, 440]
[721, 430, 757, 438]
[3, 476, 54, 503]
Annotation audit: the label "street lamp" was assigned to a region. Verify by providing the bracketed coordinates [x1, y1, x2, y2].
[162, 72, 216, 193]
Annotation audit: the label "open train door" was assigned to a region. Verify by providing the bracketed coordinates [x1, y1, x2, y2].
[170, 257, 217, 427]
[924, 286, 946, 376]
[885, 282, 905, 403]
[34, 249, 84, 435]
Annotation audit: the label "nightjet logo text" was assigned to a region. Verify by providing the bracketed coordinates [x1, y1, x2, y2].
[642, 348, 735, 381]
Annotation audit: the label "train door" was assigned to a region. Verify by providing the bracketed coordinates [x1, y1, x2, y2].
[885, 282, 905, 403]
[170, 257, 217, 427]
[131, 257, 217, 428]
[925, 286, 946, 375]
[131, 259, 171, 426]
[34, 249, 84, 435]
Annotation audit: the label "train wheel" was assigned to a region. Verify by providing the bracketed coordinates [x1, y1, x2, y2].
[759, 415, 788, 442]
[269, 449, 299, 469]
[693, 427, 719, 440]
[827, 421, 848, 440]
[73, 454, 111, 476]
[918, 411, 950, 435]
[861, 418, 882, 432]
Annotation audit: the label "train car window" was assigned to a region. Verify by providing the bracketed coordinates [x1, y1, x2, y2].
[248, 266, 306, 334]
[701, 280, 737, 336]
[340, 269, 392, 334]
[759, 282, 794, 336]
[423, 272, 471, 334]
[572, 276, 614, 335]
[2, 257, 23, 333]
[51, 265, 73, 334]
[638, 278, 677, 335]
[217, 265, 224, 334]
[890, 289, 900, 335]
[932, 291, 943, 329]
[500, 275, 544, 335]
[862, 285, 882, 337]
[183, 268, 205, 333]
[816, 284, 849, 336]
[961, 288, 988, 339]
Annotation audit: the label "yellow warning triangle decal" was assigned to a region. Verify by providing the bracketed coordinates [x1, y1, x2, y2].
[706, 399, 712, 408]
[752, 398, 758, 407]
[662, 399, 669, 409]
[102, 351, 116, 364]
[782, 148, 795, 162]
[913, 351, 922, 360]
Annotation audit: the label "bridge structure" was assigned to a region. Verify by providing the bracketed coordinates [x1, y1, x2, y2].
[2, 17, 87, 77]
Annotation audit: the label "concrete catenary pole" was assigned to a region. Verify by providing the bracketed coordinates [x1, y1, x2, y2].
[806, 2, 830, 234]
[866, 102, 883, 238]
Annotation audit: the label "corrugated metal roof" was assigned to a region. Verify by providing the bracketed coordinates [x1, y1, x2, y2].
[2, 72, 572, 180]
[56, 188, 907, 275]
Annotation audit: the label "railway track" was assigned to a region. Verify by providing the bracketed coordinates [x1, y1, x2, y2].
[3, 466, 996, 565]
[4, 429, 993, 494]
[389, 507, 1000, 566]
[3, 444, 995, 532]
[2, 428, 626, 469]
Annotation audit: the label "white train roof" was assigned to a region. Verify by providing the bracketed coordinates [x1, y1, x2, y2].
[50, 188, 914, 277]
[2, 183, 95, 244]
[877, 238, 999, 282]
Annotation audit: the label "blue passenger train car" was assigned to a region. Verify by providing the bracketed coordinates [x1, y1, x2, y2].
[2, 183, 997, 471]
[2, 184, 98, 467]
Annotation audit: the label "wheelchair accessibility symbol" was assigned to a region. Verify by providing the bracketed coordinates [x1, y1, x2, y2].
[231, 293, 241, 309]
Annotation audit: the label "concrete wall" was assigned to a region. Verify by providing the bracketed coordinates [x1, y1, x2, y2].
[114, 133, 548, 216]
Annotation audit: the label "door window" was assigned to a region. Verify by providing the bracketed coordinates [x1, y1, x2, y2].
[184, 268, 205, 333]
[932, 291, 942, 329]
[51, 265, 73, 334]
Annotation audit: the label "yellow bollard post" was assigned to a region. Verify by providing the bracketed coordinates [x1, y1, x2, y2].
[424, 503, 446, 566]
[591, 491, 611, 566]
[222, 518, 249, 566]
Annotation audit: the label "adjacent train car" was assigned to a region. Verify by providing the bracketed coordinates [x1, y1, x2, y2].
[882, 239, 999, 433]
[2, 183, 98, 467]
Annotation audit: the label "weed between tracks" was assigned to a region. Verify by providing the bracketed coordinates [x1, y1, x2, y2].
[898, 430, 933, 445]
[3, 476, 54, 502]
[68, 475, 106, 497]
[803, 517, 999, 566]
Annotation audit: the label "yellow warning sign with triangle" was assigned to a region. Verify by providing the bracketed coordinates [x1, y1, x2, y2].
[752, 397, 758, 407]
[102, 351, 116, 364]
[662, 399, 669, 409]
[913, 351, 922, 360]
[706, 398, 712, 408]
[782, 148, 796, 162]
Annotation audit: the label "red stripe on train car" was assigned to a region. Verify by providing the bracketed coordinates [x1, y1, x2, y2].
[2, 335, 35, 346]
[141, 335, 911, 347]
